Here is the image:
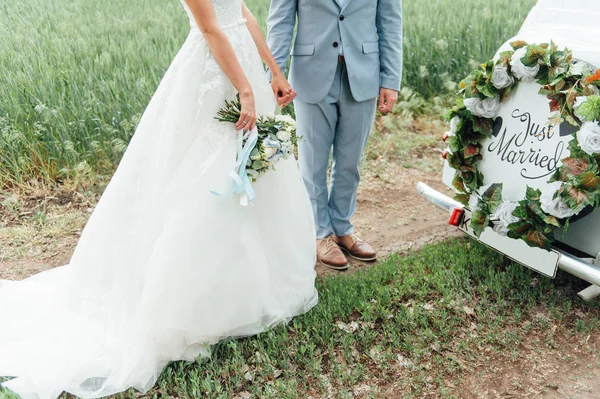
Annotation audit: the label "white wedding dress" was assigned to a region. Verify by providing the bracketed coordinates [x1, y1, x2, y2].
[0, 1, 318, 398]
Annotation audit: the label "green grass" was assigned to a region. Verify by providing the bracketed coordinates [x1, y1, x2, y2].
[2, 239, 598, 398]
[0, 0, 536, 188]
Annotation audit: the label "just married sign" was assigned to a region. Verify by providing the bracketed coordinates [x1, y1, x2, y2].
[477, 82, 575, 201]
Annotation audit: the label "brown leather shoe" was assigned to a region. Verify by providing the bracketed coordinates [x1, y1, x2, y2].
[336, 235, 377, 262]
[317, 236, 349, 270]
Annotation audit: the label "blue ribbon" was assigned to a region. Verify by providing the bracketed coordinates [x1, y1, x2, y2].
[210, 128, 258, 206]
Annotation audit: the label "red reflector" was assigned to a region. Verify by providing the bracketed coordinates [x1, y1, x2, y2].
[449, 208, 464, 226]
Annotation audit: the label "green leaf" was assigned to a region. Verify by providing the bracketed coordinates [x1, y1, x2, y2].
[525, 186, 542, 201]
[481, 183, 503, 213]
[463, 145, 481, 159]
[543, 214, 561, 228]
[476, 83, 498, 99]
[510, 40, 528, 50]
[470, 210, 489, 237]
[452, 174, 466, 192]
[252, 160, 264, 169]
[561, 156, 592, 177]
[576, 95, 600, 121]
[523, 229, 553, 249]
[472, 117, 494, 137]
[454, 193, 471, 206]
[512, 203, 529, 219]
[521, 44, 546, 68]
[561, 185, 591, 208]
[578, 171, 600, 191]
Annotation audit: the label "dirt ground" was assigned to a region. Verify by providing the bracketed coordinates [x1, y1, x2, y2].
[2, 148, 600, 398]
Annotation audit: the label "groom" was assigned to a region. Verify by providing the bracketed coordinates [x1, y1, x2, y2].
[267, 0, 403, 270]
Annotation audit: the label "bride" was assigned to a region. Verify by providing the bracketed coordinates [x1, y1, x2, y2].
[0, 0, 318, 398]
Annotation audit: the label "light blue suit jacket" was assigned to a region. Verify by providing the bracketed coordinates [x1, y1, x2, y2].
[267, 0, 403, 104]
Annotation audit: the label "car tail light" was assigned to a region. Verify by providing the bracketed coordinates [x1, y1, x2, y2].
[449, 208, 464, 226]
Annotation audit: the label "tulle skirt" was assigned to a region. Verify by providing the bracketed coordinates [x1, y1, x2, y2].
[0, 24, 318, 399]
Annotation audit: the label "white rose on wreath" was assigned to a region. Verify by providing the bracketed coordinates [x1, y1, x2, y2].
[490, 200, 520, 236]
[574, 96, 588, 121]
[464, 97, 501, 119]
[577, 121, 600, 155]
[491, 64, 515, 89]
[540, 181, 579, 219]
[450, 116, 460, 135]
[510, 47, 540, 82]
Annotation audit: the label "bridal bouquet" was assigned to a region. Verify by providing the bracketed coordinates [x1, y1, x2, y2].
[213, 95, 299, 205]
[215, 96, 299, 182]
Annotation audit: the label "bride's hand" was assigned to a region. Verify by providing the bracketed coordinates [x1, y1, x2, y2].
[270, 72, 296, 108]
[236, 90, 257, 132]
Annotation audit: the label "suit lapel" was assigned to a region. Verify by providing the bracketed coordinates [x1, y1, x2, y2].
[333, 0, 341, 8]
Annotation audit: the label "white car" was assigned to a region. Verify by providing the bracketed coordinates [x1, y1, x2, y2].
[417, 0, 600, 300]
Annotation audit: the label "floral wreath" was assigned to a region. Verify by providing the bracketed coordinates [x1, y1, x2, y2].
[444, 41, 600, 249]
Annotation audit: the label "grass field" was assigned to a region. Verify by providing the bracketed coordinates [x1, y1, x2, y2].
[0, 0, 536, 189]
[2, 239, 598, 398]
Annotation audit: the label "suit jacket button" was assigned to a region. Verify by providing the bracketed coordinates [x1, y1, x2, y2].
[333, 42, 339, 48]
[339, 15, 345, 21]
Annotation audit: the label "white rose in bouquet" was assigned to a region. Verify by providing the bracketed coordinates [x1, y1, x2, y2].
[491, 64, 514, 89]
[490, 200, 520, 236]
[540, 181, 579, 219]
[274, 114, 296, 125]
[574, 96, 588, 121]
[276, 130, 292, 142]
[510, 47, 540, 82]
[263, 146, 279, 160]
[577, 122, 600, 155]
[464, 97, 500, 119]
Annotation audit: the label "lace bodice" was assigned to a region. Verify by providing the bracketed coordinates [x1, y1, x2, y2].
[180, 0, 244, 29]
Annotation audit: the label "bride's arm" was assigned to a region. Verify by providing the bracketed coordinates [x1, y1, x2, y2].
[184, 0, 256, 131]
[242, 2, 296, 107]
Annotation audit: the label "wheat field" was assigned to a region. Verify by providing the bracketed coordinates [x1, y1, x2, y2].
[0, 0, 536, 188]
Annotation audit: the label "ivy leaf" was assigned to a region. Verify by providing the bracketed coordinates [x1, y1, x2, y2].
[512, 203, 529, 219]
[510, 40, 528, 50]
[543, 214, 561, 228]
[561, 156, 591, 177]
[548, 111, 564, 126]
[576, 95, 600, 121]
[481, 183, 503, 213]
[470, 210, 489, 237]
[447, 136, 460, 153]
[452, 174, 466, 192]
[549, 98, 561, 112]
[464, 145, 481, 159]
[521, 44, 546, 67]
[561, 185, 591, 208]
[472, 117, 494, 137]
[454, 193, 470, 206]
[525, 186, 542, 201]
[578, 171, 600, 191]
[524, 229, 553, 250]
[476, 83, 498, 99]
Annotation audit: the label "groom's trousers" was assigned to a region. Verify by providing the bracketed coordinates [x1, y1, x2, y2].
[295, 61, 377, 240]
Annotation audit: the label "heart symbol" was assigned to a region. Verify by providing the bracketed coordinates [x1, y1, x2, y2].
[559, 121, 579, 137]
[492, 117, 503, 137]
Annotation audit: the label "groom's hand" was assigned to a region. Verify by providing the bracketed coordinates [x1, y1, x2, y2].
[378, 88, 398, 114]
[270, 73, 297, 108]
